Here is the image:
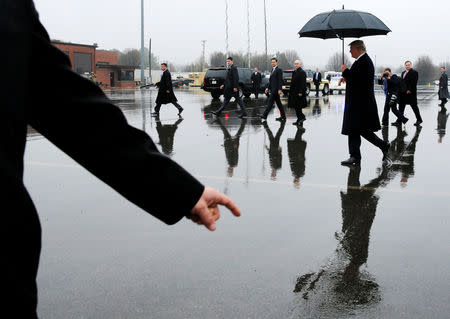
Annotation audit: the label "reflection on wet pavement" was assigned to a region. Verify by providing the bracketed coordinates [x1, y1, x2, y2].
[26, 88, 450, 319]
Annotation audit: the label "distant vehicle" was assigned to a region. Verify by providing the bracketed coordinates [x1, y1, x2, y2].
[281, 69, 329, 96]
[325, 71, 346, 94]
[202, 67, 268, 99]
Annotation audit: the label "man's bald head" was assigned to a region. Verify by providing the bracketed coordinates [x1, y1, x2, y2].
[294, 60, 302, 69]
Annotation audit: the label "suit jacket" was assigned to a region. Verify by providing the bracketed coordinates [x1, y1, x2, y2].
[341, 53, 381, 135]
[399, 69, 418, 105]
[224, 64, 240, 97]
[268, 66, 283, 94]
[288, 67, 307, 109]
[313, 72, 322, 84]
[251, 72, 262, 86]
[156, 69, 177, 104]
[439, 72, 449, 99]
[1, 2, 204, 316]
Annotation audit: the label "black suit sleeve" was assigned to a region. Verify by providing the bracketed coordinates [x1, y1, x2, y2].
[407, 71, 418, 91]
[29, 31, 204, 225]
[277, 68, 283, 91]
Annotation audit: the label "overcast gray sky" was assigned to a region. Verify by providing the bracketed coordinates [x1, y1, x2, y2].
[34, 0, 450, 69]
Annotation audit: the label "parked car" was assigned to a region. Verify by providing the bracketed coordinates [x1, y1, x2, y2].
[202, 67, 268, 99]
[325, 71, 346, 94]
[281, 69, 329, 96]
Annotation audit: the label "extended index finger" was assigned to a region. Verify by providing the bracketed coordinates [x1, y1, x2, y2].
[216, 193, 241, 217]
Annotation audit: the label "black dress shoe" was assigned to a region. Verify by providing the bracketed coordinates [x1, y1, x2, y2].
[341, 157, 361, 166]
[275, 117, 286, 122]
[414, 120, 423, 126]
[151, 112, 159, 117]
[178, 108, 184, 115]
[391, 121, 401, 126]
[239, 114, 248, 119]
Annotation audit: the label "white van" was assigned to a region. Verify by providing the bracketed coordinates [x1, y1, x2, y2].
[325, 71, 346, 95]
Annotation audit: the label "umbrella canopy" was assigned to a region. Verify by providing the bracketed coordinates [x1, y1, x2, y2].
[299, 9, 391, 39]
[298, 9, 391, 64]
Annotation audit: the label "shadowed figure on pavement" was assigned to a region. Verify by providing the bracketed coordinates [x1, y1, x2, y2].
[156, 118, 183, 157]
[263, 121, 285, 179]
[437, 106, 448, 143]
[287, 125, 307, 187]
[215, 118, 247, 177]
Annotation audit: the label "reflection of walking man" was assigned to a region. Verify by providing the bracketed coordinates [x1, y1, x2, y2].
[288, 60, 307, 125]
[212, 57, 248, 118]
[251, 68, 262, 99]
[313, 68, 322, 96]
[395, 61, 423, 126]
[152, 63, 183, 116]
[438, 66, 449, 106]
[215, 118, 247, 177]
[340, 40, 390, 166]
[437, 106, 448, 143]
[260, 58, 286, 121]
[263, 121, 285, 179]
[156, 118, 183, 157]
[287, 126, 307, 187]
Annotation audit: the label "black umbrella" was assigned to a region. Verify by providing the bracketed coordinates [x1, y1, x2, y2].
[298, 6, 391, 64]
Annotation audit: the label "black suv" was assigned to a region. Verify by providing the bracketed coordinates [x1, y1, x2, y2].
[202, 67, 268, 99]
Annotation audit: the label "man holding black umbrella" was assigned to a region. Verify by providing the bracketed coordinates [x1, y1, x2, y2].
[340, 40, 390, 166]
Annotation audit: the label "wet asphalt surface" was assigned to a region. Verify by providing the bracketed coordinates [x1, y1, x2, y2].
[25, 87, 449, 318]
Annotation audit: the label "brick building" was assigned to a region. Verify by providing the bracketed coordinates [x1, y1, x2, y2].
[52, 41, 136, 88]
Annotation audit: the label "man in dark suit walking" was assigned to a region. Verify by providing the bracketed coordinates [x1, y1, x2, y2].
[340, 40, 390, 166]
[438, 66, 449, 106]
[251, 67, 262, 99]
[212, 57, 248, 118]
[313, 68, 322, 97]
[2, 2, 241, 317]
[288, 60, 307, 125]
[260, 57, 286, 121]
[394, 61, 423, 126]
[151, 63, 183, 116]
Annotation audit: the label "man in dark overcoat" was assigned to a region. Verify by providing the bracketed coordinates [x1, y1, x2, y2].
[394, 61, 423, 126]
[152, 63, 183, 116]
[251, 67, 262, 99]
[438, 66, 449, 106]
[340, 40, 390, 166]
[260, 57, 286, 121]
[313, 68, 322, 97]
[1, 2, 241, 317]
[212, 57, 248, 118]
[288, 60, 307, 125]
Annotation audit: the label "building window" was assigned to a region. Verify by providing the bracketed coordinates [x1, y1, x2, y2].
[73, 52, 92, 74]
[118, 70, 134, 81]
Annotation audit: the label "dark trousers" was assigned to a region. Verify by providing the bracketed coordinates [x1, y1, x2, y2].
[382, 95, 407, 125]
[441, 98, 448, 104]
[294, 105, 306, 121]
[314, 83, 320, 96]
[398, 99, 422, 123]
[253, 85, 259, 98]
[155, 101, 182, 113]
[348, 132, 387, 160]
[215, 92, 247, 115]
[262, 92, 286, 118]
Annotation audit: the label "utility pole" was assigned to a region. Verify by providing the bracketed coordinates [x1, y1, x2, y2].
[140, 0, 145, 85]
[247, 0, 251, 68]
[201, 40, 206, 71]
[225, 0, 229, 56]
[148, 38, 152, 84]
[263, 0, 268, 71]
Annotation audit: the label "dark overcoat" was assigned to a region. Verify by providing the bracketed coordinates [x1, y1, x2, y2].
[156, 69, 178, 104]
[288, 67, 307, 109]
[251, 72, 262, 87]
[2, 1, 204, 317]
[224, 64, 240, 98]
[268, 66, 283, 94]
[438, 72, 449, 99]
[341, 54, 380, 135]
[399, 69, 418, 105]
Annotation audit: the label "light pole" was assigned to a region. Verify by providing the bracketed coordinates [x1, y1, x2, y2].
[263, 0, 268, 71]
[247, 0, 251, 68]
[201, 40, 207, 71]
[140, 0, 145, 85]
[225, 0, 229, 56]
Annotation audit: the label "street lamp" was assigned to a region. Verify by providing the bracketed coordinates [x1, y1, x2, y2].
[140, 0, 145, 85]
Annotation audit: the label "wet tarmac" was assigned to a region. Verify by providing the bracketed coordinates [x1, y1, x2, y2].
[25, 87, 449, 318]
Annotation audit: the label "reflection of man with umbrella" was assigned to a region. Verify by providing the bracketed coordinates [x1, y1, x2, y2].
[340, 41, 390, 165]
[287, 126, 307, 187]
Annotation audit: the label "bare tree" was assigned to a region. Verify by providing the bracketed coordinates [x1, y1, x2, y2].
[116, 48, 158, 68]
[325, 52, 352, 71]
[414, 55, 437, 84]
[210, 51, 227, 67]
[284, 50, 300, 66]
